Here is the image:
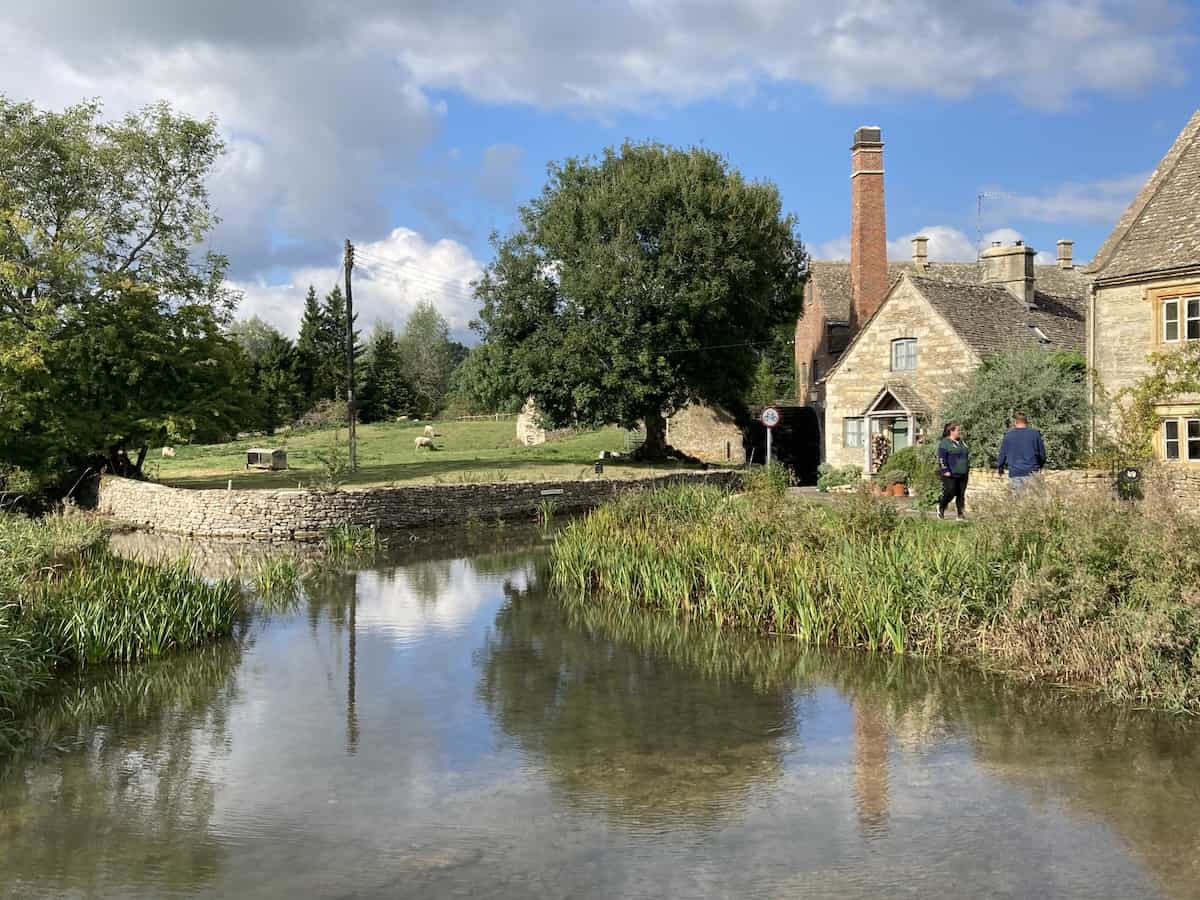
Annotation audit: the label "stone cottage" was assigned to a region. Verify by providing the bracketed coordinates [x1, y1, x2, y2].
[799, 125, 1088, 471]
[820, 244, 1087, 470]
[1086, 109, 1200, 464]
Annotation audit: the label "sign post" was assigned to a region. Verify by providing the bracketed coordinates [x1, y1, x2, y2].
[760, 406, 781, 467]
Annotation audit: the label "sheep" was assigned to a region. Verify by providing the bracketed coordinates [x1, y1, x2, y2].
[414, 436, 435, 451]
[423, 424, 435, 438]
[161, 446, 176, 458]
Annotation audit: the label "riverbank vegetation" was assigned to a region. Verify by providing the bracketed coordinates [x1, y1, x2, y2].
[552, 484, 1200, 713]
[0, 513, 305, 752]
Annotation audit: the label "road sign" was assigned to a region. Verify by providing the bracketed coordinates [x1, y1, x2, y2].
[760, 407, 781, 428]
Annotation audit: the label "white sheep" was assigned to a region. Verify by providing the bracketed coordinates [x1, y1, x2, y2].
[423, 424, 435, 438]
[414, 435, 435, 451]
[161, 446, 176, 458]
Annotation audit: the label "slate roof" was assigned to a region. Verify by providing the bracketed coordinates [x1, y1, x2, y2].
[809, 259, 1085, 323]
[1087, 109, 1200, 281]
[910, 275, 1086, 356]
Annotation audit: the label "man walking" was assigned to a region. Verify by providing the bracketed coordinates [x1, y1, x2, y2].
[996, 412, 1046, 492]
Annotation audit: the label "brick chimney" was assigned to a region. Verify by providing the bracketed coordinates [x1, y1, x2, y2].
[1056, 239, 1074, 269]
[982, 241, 1037, 309]
[850, 126, 888, 328]
[911, 235, 929, 271]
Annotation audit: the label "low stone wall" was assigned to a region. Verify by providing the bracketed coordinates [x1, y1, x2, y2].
[98, 471, 739, 540]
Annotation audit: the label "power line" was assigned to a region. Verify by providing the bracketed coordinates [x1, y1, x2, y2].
[353, 250, 482, 294]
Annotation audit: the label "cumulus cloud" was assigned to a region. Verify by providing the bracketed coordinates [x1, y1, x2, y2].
[232, 228, 484, 342]
[816, 226, 1044, 262]
[0, 1, 1185, 330]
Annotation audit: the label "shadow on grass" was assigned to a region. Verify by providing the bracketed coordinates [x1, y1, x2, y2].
[163, 455, 699, 490]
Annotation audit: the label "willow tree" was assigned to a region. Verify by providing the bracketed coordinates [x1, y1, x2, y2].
[472, 142, 806, 456]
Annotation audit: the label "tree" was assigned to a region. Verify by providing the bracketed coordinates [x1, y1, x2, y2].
[472, 142, 807, 455]
[295, 285, 323, 404]
[446, 342, 524, 415]
[0, 97, 240, 477]
[358, 324, 414, 422]
[941, 350, 1089, 469]
[229, 317, 303, 432]
[397, 299, 457, 418]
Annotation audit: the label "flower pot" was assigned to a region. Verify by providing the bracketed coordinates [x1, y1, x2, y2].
[889, 483, 907, 497]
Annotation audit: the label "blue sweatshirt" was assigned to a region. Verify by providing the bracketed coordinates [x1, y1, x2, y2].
[997, 427, 1046, 478]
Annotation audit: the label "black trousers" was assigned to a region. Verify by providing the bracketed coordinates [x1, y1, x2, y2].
[939, 474, 968, 516]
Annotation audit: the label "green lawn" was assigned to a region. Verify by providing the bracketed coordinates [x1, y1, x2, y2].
[152, 420, 696, 490]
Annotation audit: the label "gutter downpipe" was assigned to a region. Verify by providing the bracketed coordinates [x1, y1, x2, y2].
[1087, 281, 1097, 451]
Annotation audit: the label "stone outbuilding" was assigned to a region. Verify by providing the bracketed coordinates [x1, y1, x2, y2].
[822, 244, 1087, 471]
[1086, 108, 1200, 465]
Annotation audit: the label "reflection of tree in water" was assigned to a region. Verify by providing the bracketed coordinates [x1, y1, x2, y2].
[477, 577, 800, 828]
[812, 652, 1200, 900]
[0, 639, 243, 896]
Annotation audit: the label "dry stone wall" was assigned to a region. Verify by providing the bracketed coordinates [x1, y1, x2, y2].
[98, 471, 739, 541]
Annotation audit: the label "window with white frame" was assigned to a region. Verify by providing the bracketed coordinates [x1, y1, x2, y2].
[1163, 296, 1200, 342]
[1162, 417, 1200, 461]
[844, 417, 865, 448]
[891, 338, 917, 371]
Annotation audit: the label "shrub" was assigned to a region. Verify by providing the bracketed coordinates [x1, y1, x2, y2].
[742, 461, 793, 498]
[942, 349, 1089, 469]
[816, 463, 862, 492]
[293, 398, 348, 432]
[876, 444, 939, 500]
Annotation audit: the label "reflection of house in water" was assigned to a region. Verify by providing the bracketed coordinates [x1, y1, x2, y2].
[852, 705, 890, 834]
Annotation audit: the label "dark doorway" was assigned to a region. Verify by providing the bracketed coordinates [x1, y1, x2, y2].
[745, 405, 822, 485]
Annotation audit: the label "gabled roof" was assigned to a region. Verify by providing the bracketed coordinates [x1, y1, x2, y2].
[808, 259, 1087, 324]
[863, 381, 930, 418]
[1087, 109, 1200, 281]
[823, 271, 1086, 382]
[911, 275, 1085, 357]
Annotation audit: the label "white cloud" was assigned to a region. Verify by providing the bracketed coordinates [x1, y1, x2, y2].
[233, 228, 484, 342]
[979, 173, 1147, 225]
[817, 225, 1044, 262]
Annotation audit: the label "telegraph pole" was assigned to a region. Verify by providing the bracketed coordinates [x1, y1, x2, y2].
[344, 239, 357, 471]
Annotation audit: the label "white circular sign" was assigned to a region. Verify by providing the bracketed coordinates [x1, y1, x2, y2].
[760, 406, 781, 428]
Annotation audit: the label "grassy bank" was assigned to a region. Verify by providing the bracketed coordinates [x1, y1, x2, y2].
[155, 420, 695, 490]
[552, 485, 1200, 712]
[0, 514, 248, 752]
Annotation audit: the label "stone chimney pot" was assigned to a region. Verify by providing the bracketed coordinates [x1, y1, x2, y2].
[981, 242, 1037, 310]
[1056, 239, 1074, 270]
[911, 235, 929, 270]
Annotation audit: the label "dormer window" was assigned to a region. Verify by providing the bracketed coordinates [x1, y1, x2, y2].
[890, 338, 917, 371]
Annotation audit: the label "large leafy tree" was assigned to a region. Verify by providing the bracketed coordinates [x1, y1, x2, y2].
[0, 97, 242, 477]
[473, 142, 807, 454]
[941, 350, 1089, 469]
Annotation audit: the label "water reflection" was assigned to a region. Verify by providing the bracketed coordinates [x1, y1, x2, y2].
[0, 535, 1198, 899]
[477, 568, 798, 828]
[0, 641, 243, 897]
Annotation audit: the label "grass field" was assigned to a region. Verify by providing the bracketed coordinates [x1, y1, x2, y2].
[152, 420, 697, 490]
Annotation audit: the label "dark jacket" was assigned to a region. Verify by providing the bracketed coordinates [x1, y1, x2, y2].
[997, 427, 1046, 478]
[937, 438, 970, 476]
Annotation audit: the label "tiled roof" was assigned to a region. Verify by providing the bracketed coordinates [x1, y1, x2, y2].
[809, 259, 1087, 356]
[1087, 109, 1200, 281]
[910, 275, 1085, 356]
[863, 380, 930, 418]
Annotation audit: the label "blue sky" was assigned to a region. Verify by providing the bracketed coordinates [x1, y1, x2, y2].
[2, 1, 1197, 339]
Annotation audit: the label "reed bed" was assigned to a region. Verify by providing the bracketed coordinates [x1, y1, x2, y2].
[552, 484, 1200, 713]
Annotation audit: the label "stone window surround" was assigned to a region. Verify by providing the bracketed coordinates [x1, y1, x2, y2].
[1160, 411, 1200, 462]
[843, 416, 865, 448]
[1147, 281, 1200, 345]
[890, 337, 917, 371]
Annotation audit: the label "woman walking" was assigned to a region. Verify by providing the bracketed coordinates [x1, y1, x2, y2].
[936, 422, 970, 520]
